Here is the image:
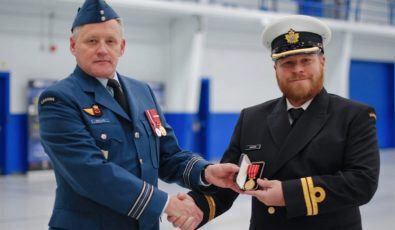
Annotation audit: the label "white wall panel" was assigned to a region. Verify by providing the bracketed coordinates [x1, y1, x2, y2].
[0, 13, 170, 113]
[1, 0, 395, 114]
[203, 45, 281, 112]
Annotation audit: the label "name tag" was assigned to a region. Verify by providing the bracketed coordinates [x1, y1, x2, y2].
[90, 118, 110, 124]
[245, 144, 261, 151]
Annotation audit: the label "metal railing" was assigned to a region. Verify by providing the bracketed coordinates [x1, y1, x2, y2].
[161, 0, 395, 25]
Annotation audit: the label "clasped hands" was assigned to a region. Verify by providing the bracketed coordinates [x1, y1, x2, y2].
[165, 164, 285, 229]
[165, 163, 239, 229]
[165, 193, 202, 230]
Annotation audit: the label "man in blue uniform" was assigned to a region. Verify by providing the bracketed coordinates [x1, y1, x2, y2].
[38, 1, 238, 229]
[187, 15, 380, 230]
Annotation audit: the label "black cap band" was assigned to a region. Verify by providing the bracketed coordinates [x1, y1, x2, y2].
[271, 31, 324, 55]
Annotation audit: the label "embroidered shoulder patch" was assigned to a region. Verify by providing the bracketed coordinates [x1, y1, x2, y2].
[40, 97, 56, 105]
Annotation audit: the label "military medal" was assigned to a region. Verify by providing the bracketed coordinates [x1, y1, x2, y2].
[155, 128, 162, 137]
[150, 109, 166, 137]
[145, 109, 166, 137]
[244, 164, 259, 190]
[235, 154, 266, 190]
[160, 125, 167, 136]
[244, 179, 255, 190]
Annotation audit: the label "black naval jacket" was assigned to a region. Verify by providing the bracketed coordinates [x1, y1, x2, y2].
[189, 89, 380, 230]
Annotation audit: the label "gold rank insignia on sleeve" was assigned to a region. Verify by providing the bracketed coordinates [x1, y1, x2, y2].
[204, 195, 216, 221]
[301, 177, 326, 216]
[285, 29, 299, 44]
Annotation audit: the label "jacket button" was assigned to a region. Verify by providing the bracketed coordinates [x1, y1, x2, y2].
[100, 133, 107, 140]
[139, 159, 143, 164]
[134, 132, 140, 139]
[268, 207, 275, 214]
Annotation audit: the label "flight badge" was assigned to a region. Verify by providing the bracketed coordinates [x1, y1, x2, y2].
[83, 104, 102, 117]
[145, 109, 167, 137]
[92, 105, 102, 117]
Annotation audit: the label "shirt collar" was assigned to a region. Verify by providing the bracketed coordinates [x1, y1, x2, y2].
[95, 73, 120, 88]
[286, 98, 313, 111]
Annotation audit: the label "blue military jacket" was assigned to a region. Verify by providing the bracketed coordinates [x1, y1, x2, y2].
[39, 66, 210, 229]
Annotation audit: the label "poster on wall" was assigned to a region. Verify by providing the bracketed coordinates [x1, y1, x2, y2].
[27, 79, 56, 170]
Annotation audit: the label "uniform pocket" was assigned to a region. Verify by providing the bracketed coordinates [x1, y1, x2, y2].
[141, 120, 160, 168]
[89, 123, 123, 161]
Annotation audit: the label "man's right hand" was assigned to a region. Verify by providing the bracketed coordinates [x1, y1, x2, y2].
[165, 193, 203, 230]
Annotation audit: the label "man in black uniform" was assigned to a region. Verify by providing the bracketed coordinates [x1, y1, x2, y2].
[187, 15, 380, 230]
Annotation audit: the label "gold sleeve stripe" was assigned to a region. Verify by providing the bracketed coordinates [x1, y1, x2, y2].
[306, 177, 318, 215]
[301, 178, 313, 216]
[204, 195, 216, 221]
[301, 177, 327, 216]
[307, 177, 326, 215]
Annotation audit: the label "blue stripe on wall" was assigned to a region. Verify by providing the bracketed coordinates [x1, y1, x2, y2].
[208, 113, 239, 161]
[3, 112, 238, 174]
[298, 0, 323, 17]
[164, 113, 196, 151]
[165, 112, 239, 161]
[4, 113, 28, 174]
[0, 71, 10, 174]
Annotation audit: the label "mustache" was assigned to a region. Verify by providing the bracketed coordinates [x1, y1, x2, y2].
[289, 75, 309, 81]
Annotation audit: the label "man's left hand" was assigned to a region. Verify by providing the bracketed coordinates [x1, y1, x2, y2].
[243, 178, 285, 206]
[204, 163, 239, 189]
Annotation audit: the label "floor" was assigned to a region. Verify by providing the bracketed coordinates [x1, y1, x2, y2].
[1, 149, 394, 230]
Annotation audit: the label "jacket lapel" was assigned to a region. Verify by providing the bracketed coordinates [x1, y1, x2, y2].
[267, 89, 330, 177]
[73, 66, 131, 121]
[267, 98, 292, 149]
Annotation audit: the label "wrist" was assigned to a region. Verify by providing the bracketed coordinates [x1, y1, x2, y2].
[201, 164, 212, 185]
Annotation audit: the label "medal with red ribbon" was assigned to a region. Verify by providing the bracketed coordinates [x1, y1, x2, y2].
[145, 109, 166, 137]
[244, 164, 259, 190]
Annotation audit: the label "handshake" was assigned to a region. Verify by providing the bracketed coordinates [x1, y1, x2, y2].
[165, 163, 241, 230]
[165, 192, 203, 230]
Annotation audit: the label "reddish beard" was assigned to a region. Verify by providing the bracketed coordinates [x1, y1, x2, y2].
[277, 67, 324, 104]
